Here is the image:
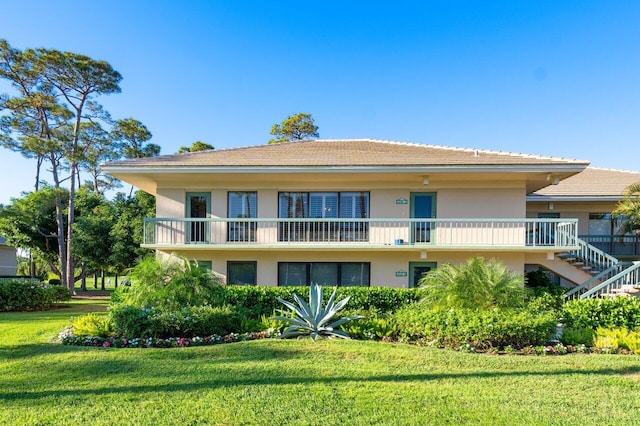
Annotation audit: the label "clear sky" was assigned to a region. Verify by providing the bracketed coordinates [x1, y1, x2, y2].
[0, 1, 639, 204]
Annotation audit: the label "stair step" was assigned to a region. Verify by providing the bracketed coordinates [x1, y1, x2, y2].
[581, 266, 592, 271]
[590, 270, 600, 275]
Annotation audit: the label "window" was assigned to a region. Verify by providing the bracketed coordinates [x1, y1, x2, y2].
[190, 260, 212, 270]
[589, 213, 629, 235]
[278, 192, 370, 242]
[227, 261, 257, 285]
[277, 262, 370, 287]
[228, 192, 257, 242]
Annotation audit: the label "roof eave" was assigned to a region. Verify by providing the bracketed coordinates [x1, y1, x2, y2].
[103, 163, 589, 175]
[526, 195, 622, 202]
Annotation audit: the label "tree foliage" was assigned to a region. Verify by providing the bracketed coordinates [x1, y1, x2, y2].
[417, 257, 529, 310]
[613, 182, 640, 232]
[269, 113, 319, 144]
[0, 39, 154, 292]
[177, 141, 214, 153]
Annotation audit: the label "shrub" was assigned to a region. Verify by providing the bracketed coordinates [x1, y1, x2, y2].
[0, 280, 71, 311]
[123, 255, 224, 310]
[418, 257, 530, 310]
[393, 304, 558, 350]
[48, 278, 62, 286]
[72, 313, 114, 338]
[562, 297, 640, 330]
[208, 286, 421, 319]
[111, 305, 242, 338]
[560, 327, 595, 346]
[274, 283, 361, 340]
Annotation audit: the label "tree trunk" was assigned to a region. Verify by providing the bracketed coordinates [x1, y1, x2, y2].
[29, 253, 36, 278]
[34, 155, 43, 192]
[80, 263, 87, 291]
[49, 152, 70, 294]
[93, 271, 98, 289]
[65, 162, 77, 293]
[115, 273, 118, 288]
[100, 269, 105, 290]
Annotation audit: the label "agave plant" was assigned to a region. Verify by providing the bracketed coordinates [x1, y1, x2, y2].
[274, 283, 361, 341]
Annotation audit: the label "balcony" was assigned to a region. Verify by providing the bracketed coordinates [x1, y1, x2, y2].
[142, 218, 579, 252]
[579, 234, 640, 258]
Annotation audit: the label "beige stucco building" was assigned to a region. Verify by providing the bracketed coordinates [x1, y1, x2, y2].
[0, 237, 17, 276]
[104, 139, 640, 296]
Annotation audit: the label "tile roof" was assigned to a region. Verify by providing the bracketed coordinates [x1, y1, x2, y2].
[105, 139, 589, 168]
[532, 167, 640, 197]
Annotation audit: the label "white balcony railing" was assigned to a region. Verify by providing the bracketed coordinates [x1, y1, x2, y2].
[143, 218, 578, 250]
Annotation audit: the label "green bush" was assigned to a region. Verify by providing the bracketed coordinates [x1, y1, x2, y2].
[393, 304, 558, 350]
[122, 255, 224, 310]
[562, 297, 640, 330]
[592, 328, 640, 354]
[111, 305, 243, 338]
[0, 280, 71, 311]
[418, 257, 530, 310]
[560, 327, 595, 346]
[48, 278, 62, 286]
[209, 286, 421, 319]
[72, 313, 114, 338]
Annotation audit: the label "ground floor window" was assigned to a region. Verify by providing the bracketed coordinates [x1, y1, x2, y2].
[227, 261, 257, 285]
[409, 262, 436, 288]
[277, 262, 370, 287]
[190, 260, 212, 270]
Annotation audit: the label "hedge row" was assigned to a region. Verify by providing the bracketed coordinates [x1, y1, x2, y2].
[0, 280, 71, 311]
[112, 285, 423, 318]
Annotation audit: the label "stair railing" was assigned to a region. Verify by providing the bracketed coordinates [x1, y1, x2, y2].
[579, 262, 640, 299]
[564, 263, 631, 300]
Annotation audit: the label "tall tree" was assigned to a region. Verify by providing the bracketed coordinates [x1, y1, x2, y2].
[0, 187, 68, 275]
[613, 182, 640, 232]
[177, 141, 214, 153]
[110, 190, 155, 275]
[112, 118, 158, 159]
[0, 39, 144, 293]
[269, 113, 319, 144]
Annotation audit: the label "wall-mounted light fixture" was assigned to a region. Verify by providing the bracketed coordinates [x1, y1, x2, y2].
[420, 251, 427, 260]
[548, 202, 554, 210]
[423, 176, 430, 185]
[396, 198, 408, 205]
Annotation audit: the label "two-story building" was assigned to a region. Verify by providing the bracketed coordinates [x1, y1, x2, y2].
[104, 139, 640, 297]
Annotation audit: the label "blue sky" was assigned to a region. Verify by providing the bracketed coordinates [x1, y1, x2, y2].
[0, 1, 639, 204]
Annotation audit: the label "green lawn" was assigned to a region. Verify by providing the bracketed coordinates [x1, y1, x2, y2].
[2, 300, 640, 425]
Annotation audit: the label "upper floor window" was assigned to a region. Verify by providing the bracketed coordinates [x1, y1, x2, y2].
[228, 192, 257, 219]
[228, 192, 257, 242]
[589, 213, 629, 235]
[278, 192, 369, 219]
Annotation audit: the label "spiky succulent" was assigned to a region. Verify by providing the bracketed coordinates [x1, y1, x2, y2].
[274, 282, 361, 341]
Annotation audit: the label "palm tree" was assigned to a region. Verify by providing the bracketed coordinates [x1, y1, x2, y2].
[613, 182, 640, 233]
[418, 256, 529, 309]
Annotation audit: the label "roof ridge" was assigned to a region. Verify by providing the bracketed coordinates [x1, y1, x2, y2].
[586, 166, 640, 174]
[342, 138, 589, 164]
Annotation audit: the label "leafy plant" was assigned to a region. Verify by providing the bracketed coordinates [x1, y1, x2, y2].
[560, 327, 595, 346]
[418, 257, 529, 310]
[71, 313, 114, 338]
[122, 255, 223, 310]
[562, 297, 640, 330]
[274, 282, 361, 341]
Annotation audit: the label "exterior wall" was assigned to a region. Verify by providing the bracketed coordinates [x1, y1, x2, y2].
[160, 249, 525, 288]
[157, 182, 527, 220]
[438, 188, 526, 218]
[0, 245, 17, 276]
[527, 200, 618, 235]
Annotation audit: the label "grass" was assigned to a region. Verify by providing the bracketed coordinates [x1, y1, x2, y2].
[2, 301, 640, 425]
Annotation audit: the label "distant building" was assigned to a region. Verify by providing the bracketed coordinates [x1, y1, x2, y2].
[0, 237, 17, 276]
